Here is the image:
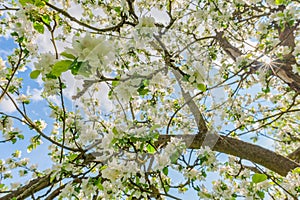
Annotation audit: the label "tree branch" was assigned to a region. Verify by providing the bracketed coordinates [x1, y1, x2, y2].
[156, 134, 300, 176]
[44, 1, 127, 33]
[0, 174, 52, 200]
[215, 23, 300, 93]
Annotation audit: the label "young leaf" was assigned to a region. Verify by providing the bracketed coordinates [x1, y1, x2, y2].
[112, 127, 118, 135]
[112, 80, 119, 87]
[256, 190, 265, 199]
[42, 14, 51, 26]
[170, 151, 181, 164]
[69, 60, 82, 75]
[34, 0, 46, 7]
[61, 52, 76, 59]
[197, 83, 206, 92]
[30, 70, 41, 79]
[52, 60, 73, 77]
[162, 167, 169, 176]
[146, 144, 156, 154]
[68, 153, 78, 161]
[19, 0, 34, 6]
[252, 173, 267, 183]
[137, 87, 150, 96]
[275, 0, 285, 5]
[33, 22, 44, 34]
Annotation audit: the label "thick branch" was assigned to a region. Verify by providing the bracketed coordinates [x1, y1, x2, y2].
[171, 69, 208, 134]
[2, 132, 298, 199]
[0, 174, 52, 200]
[156, 134, 300, 176]
[216, 27, 300, 93]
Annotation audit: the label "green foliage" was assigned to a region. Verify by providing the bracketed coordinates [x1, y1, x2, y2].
[30, 70, 40, 79]
[256, 190, 265, 199]
[252, 173, 268, 183]
[19, 0, 48, 7]
[275, 0, 285, 5]
[60, 52, 76, 60]
[197, 83, 206, 92]
[162, 167, 168, 176]
[51, 60, 73, 77]
[41, 14, 51, 26]
[146, 144, 156, 154]
[137, 79, 150, 96]
[33, 22, 44, 34]
[170, 150, 181, 164]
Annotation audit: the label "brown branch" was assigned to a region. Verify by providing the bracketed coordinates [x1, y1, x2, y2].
[171, 69, 208, 134]
[216, 24, 300, 93]
[44, 1, 127, 33]
[2, 132, 298, 199]
[156, 134, 300, 176]
[0, 43, 24, 102]
[0, 174, 52, 200]
[150, 34, 208, 134]
[0, 5, 19, 11]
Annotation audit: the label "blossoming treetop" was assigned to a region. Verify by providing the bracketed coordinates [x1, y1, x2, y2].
[0, 0, 300, 199]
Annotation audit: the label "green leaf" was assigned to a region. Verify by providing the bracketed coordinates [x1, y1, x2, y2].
[17, 36, 25, 43]
[76, 62, 91, 77]
[11, 32, 19, 37]
[69, 60, 82, 75]
[112, 127, 118, 135]
[142, 79, 150, 86]
[95, 178, 104, 190]
[30, 70, 41, 79]
[256, 190, 265, 199]
[182, 74, 190, 82]
[252, 173, 267, 183]
[162, 167, 168, 176]
[50, 174, 56, 183]
[68, 154, 78, 161]
[33, 22, 44, 34]
[27, 144, 33, 153]
[19, 0, 34, 6]
[165, 184, 170, 192]
[146, 144, 156, 154]
[275, 0, 285, 5]
[170, 151, 180, 164]
[45, 73, 57, 79]
[112, 80, 119, 87]
[10, 137, 16, 143]
[150, 124, 160, 132]
[52, 60, 73, 76]
[197, 83, 206, 92]
[42, 14, 51, 26]
[17, 134, 24, 140]
[262, 87, 270, 93]
[292, 167, 300, 174]
[34, 0, 46, 7]
[137, 86, 149, 96]
[60, 52, 76, 59]
[114, 6, 122, 15]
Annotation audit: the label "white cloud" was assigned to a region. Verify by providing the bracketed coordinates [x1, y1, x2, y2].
[26, 86, 43, 102]
[62, 71, 113, 113]
[61, 71, 83, 100]
[0, 97, 17, 113]
[0, 48, 13, 57]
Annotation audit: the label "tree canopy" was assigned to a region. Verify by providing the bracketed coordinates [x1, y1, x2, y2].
[0, 0, 300, 199]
